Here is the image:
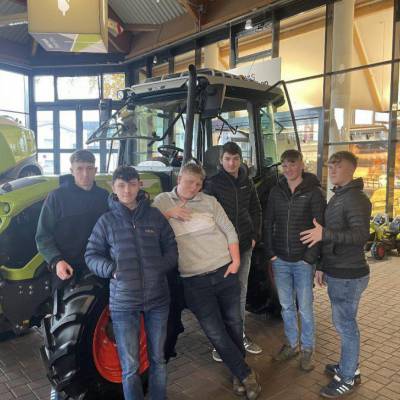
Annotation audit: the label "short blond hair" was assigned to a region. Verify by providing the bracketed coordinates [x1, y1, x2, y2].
[179, 162, 206, 180]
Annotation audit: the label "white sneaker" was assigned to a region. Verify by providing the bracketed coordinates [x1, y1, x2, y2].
[212, 348, 223, 362]
[243, 336, 262, 354]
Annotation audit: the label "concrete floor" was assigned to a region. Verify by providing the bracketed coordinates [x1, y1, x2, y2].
[0, 255, 399, 400]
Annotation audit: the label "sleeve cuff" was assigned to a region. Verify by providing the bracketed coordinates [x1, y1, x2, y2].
[48, 255, 63, 272]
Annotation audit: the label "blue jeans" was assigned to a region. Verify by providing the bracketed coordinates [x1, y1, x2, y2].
[183, 265, 251, 381]
[326, 274, 369, 382]
[238, 248, 253, 330]
[111, 305, 169, 400]
[272, 257, 315, 350]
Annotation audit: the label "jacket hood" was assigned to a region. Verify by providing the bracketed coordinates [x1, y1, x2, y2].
[333, 177, 364, 194]
[279, 172, 321, 194]
[108, 190, 150, 218]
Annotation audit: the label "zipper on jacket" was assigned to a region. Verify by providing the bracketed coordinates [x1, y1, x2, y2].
[132, 216, 146, 309]
[226, 173, 239, 234]
[286, 196, 293, 255]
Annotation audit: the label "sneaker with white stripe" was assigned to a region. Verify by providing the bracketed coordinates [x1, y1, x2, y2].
[320, 374, 355, 398]
[325, 364, 361, 385]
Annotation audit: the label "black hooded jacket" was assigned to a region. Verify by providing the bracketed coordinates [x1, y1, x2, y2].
[320, 178, 371, 278]
[36, 175, 109, 269]
[203, 166, 262, 253]
[264, 172, 326, 264]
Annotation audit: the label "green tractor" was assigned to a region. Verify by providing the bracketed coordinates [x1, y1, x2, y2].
[370, 215, 400, 260]
[0, 66, 300, 399]
[0, 116, 42, 183]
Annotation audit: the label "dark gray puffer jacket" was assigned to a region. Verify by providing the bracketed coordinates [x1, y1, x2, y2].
[321, 178, 371, 278]
[85, 191, 178, 312]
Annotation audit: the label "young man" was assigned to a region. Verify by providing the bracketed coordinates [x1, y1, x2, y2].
[301, 151, 371, 398]
[204, 141, 262, 360]
[85, 166, 178, 400]
[153, 162, 261, 400]
[36, 149, 108, 288]
[36, 149, 109, 400]
[264, 149, 326, 371]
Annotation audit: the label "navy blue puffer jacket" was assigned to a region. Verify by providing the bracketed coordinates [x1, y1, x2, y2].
[85, 191, 178, 312]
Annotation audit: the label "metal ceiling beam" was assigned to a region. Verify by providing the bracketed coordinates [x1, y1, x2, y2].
[124, 24, 161, 32]
[178, 0, 200, 23]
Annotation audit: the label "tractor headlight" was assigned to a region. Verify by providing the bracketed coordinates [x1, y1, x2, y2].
[0, 202, 10, 214]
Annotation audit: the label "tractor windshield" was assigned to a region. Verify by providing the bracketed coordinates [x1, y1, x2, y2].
[87, 98, 186, 144]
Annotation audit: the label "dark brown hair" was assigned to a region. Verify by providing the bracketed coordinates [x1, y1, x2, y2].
[112, 166, 140, 183]
[328, 151, 358, 168]
[280, 149, 303, 163]
[222, 141, 242, 158]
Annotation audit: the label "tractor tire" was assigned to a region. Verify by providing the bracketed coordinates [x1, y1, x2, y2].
[40, 274, 149, 400]
[371, 242, 385, 260]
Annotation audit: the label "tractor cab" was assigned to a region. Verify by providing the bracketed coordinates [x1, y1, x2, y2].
[88, 66, 300, 194]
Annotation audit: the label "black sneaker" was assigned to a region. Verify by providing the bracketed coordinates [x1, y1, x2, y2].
[325, 364, 361, 385]
[320, 375, 355, 398]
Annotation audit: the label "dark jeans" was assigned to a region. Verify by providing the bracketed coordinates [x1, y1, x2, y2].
[326, 274, 369, 382]
[111, 305, 169, 400]
[183, 266, 251, 381]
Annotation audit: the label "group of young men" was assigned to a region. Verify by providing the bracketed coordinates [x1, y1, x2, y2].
[35, 142, 371, 400]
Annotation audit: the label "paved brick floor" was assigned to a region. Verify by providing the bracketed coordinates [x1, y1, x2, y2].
[0, 255, 399, 400]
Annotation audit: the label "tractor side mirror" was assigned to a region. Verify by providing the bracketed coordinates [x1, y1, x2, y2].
[202, 84, 224, 118]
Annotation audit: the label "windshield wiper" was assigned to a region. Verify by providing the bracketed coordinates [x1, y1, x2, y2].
[261, 108, 284, 135]
[148, 105, 187, 147]
[217, 115, 249, 138]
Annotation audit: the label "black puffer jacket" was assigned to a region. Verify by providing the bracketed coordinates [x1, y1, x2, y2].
[321, 178, 371, 278]
[203, 166, 262, 253]
[85, 191, 178, 312]
[264, 172, 326, 264]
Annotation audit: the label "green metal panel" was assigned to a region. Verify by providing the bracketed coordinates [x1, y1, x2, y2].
[0, 253, 45, 281]
[0, 176, 59, 234]
[0, 127, 15, 174]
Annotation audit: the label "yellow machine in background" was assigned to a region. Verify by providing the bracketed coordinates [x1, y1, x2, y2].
[370, 187, 400, 216]
[0, 116, 42, 183]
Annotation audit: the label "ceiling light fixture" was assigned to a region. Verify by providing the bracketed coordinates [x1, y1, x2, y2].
[153, 55, 158, 64]
[245, 18, 253, 30]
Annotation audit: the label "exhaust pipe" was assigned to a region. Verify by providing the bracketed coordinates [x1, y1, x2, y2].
[183, 64, 197, 164]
